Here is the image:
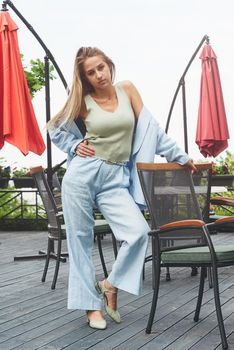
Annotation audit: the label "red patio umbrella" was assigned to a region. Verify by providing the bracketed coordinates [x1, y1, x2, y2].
[0, 11, 45, 155]
[195, 44, 229, 158]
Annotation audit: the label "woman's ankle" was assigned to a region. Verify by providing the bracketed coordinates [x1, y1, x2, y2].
[105, 279, 113, 289]
[87, 310, 104, 319]
[103, 279, 117, 292]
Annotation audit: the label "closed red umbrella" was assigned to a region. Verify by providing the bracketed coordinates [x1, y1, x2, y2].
[196, 44, 229, 158]
[0, 11, 45, 155]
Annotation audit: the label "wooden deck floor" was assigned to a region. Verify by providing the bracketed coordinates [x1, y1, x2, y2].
[0, 230, 234, 350]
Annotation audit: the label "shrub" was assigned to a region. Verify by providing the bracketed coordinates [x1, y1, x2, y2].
[212, 151, 234, 175]
[12, 167, 31, 177]
[0, 157, 11, 179]
[22, 55, 56, 98]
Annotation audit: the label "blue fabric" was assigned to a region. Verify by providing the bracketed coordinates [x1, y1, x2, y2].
[62, 156, 149, 309]
[49, 106, 190, 206]
[129, 106, 190, 206]
[49, 119, 84, 161]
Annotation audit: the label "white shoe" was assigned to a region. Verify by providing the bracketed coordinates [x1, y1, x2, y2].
[86, 311, 107, 330]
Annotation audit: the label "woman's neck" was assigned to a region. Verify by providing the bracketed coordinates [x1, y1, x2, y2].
[91, 85, 115, 101]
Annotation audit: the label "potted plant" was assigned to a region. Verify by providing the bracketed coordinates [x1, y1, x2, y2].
[211, 151, 234, 187]
[0, 157, 11, 188]
[12, 167, 35, 188]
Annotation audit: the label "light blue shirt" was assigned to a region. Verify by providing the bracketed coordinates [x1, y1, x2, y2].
[49, 106, 190, 206]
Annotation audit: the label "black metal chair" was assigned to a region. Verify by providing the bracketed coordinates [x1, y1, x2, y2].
[144, 164, 211, 281]
[30, 166, 116, 289]
[137, 162, 234, 350]
[51, 169, 119, 275]
[51, 169, 119, 271]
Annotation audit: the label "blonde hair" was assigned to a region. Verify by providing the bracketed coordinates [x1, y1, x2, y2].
[47, 47, 115, 129]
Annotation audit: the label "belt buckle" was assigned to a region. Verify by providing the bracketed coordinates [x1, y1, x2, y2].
[105, 160, 125, 166]
[105, 160, 113, 165]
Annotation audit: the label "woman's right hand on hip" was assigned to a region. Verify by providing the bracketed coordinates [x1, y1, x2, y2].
[76, 140, 95, 157]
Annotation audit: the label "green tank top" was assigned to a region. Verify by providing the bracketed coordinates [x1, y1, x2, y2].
[84, 84, 135, 163]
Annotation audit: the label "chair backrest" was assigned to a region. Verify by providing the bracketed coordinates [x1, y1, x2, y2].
[51, 172, 62, 209]
[30, 166, 60, 230]
[192, 164, 212, 223]
[137, 163, 212, 251]
[52, 172, 61, 191]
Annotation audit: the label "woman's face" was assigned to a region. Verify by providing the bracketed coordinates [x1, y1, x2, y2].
[82, 55, 112, 91]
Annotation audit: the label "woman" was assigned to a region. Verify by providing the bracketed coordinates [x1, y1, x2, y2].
[48, 47, 196, 330]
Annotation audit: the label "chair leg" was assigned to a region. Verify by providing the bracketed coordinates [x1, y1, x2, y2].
[143, 263, 145, 281]
[111, 233, 118, 259]
[97, 234, 108, 278]
[166, 267, 171, 281]
[51, 238, 62, 290]
[194, 267, 206, 321]
[191, 266, 198, 276]
[208, 267, 213, 288]
[146, 261, 161, 334]
[41, 238, 52, 283]
[212, 266, 228, 350]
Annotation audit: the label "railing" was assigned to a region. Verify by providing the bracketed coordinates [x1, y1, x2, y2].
[0, 189, 47, 230]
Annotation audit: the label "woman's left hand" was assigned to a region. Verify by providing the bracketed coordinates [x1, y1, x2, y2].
[185, 159, 197, 173]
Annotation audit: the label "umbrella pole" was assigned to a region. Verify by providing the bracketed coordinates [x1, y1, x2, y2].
[44, 55, 57, 263]
[44, 56, 53, 190]
[165, 34, 209, 153]
[181, 80, 188, 153]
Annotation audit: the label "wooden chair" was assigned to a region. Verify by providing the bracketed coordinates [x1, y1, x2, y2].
[137, 162, 234, 350]
[210, 196, 234, 224]
[30, 166, 116, 289]
[209, 174, 234, 225]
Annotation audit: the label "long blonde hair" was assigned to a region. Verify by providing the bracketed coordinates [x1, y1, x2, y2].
[47, 47, 115, 129]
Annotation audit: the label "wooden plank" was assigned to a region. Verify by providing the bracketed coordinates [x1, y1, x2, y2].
[0, 230, 234, 350]
[76, 274, 233, 350]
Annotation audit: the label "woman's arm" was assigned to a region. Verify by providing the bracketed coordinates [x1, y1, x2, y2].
[49, 122, 84, 160]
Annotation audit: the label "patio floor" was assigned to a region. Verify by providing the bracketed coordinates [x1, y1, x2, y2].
[0, 230, 234, 350]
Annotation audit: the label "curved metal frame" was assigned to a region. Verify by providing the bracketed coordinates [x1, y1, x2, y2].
[1, 0, 68, 91]
[165, 35, 209, 153]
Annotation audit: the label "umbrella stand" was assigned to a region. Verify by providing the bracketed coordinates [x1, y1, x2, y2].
[1, 0, 69, 261]
[165, 34, 209, 153]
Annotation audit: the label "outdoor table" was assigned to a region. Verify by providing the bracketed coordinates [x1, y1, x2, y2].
[153, 186, 227, 195]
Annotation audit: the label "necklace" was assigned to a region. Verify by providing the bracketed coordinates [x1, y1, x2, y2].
[93, 96, 112, 103]
[92, 89, 117, 104]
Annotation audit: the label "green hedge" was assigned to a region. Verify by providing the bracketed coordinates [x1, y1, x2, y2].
[0, 218, 47, 231]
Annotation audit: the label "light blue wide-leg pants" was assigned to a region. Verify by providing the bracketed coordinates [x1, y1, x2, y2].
[62, 156, 149, 310]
